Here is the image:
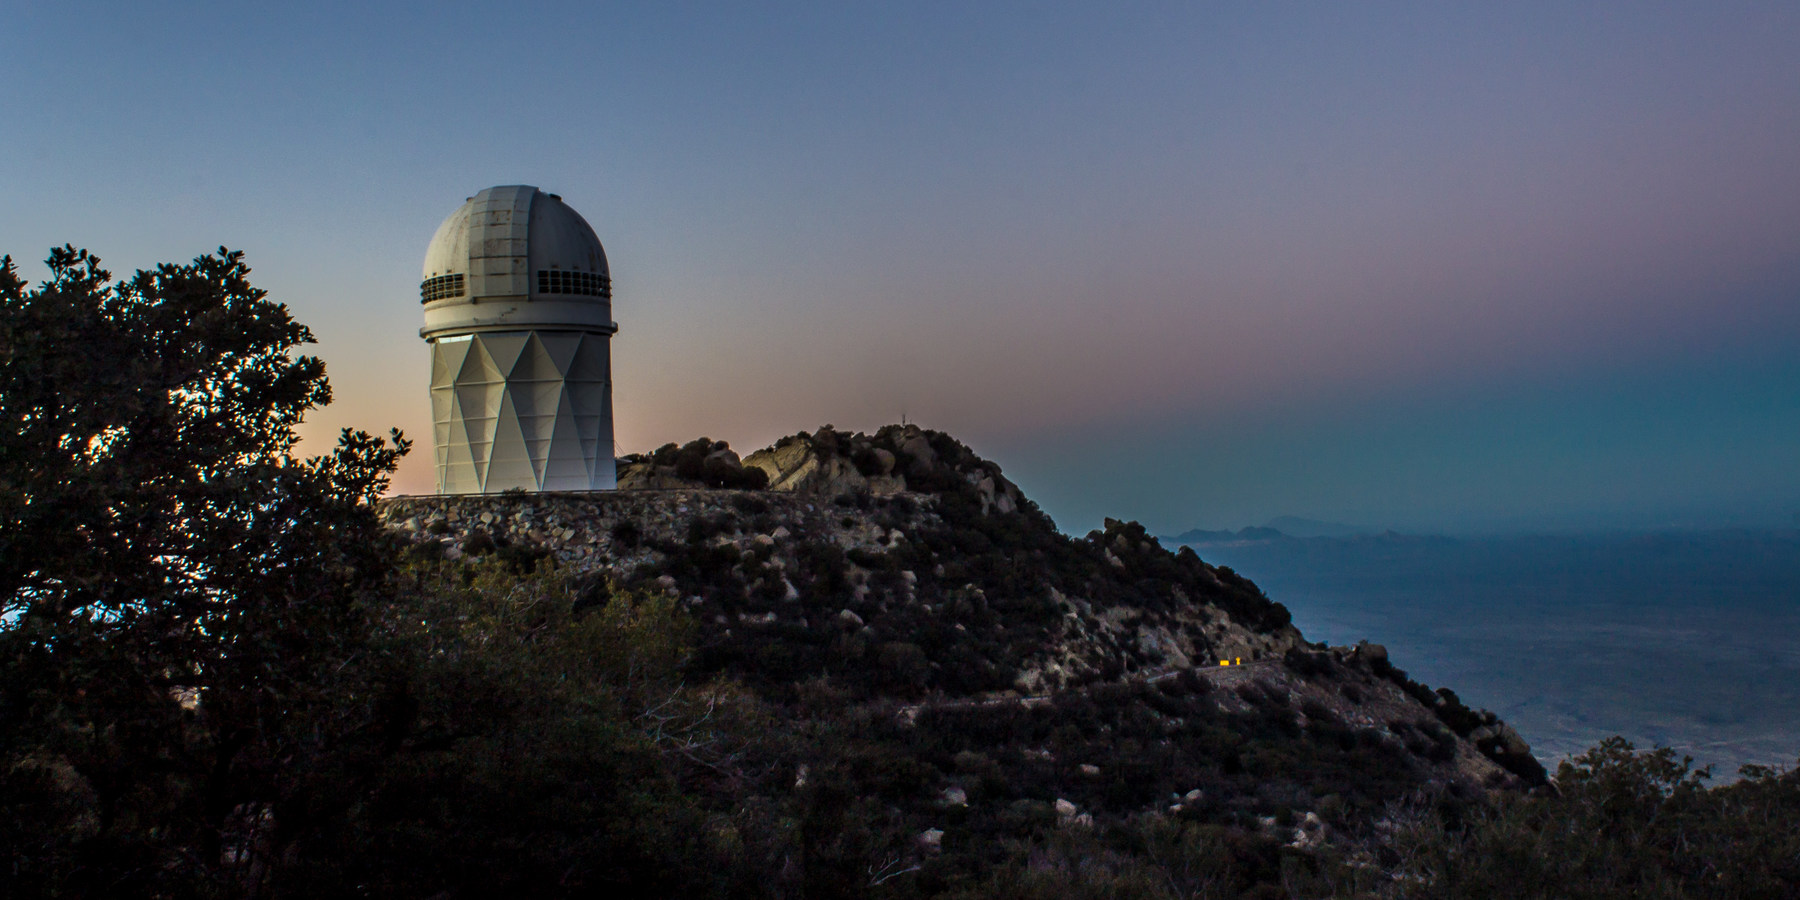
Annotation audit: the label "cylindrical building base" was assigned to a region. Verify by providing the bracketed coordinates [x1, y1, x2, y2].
[429, 329, 615, 493]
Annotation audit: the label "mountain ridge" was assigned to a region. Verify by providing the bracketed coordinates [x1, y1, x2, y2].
[384, 426, 1547, 814]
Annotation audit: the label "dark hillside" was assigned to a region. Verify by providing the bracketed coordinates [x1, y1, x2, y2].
[376, 426, 1558, 895]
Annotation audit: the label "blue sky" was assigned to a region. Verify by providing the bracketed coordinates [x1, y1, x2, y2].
[5, 1, 1797, 533]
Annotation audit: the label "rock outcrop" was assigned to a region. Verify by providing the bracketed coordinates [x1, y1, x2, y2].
[616, 438, 768, 490]
[614, 424, 1027, 515]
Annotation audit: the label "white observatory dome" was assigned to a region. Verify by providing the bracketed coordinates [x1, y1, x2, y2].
[419, 185, 615, 339]
[421, 185, 618, 495]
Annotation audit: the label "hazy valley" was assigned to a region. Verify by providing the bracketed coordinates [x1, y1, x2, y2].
[1171, 526, 1800, 775]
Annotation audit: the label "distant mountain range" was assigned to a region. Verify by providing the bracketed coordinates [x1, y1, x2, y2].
[1164, 515, 1371, 544]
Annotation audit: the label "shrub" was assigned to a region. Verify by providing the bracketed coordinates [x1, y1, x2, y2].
[674, 452, 705, 481]
[874, 642, 931, 693]
[1300, 698, 1335, 724]
[1433, 688, 1484, 737]
[730, 493, 770, 515]
[1283, 648, 1334, 679]
[649, 442, 681, 467]
[405, 539, 448, 563]
[610, 519, 643, 549]
[850, 445, 884, 477]
[463, 528, 498, 555]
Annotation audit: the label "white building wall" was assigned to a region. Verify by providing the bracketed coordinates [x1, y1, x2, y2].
[430, 330, 615, 493]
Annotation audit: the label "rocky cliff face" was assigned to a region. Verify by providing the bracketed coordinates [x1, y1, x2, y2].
[380, 425, 1543, 796]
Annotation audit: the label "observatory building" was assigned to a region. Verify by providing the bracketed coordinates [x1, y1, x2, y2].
[420, 185, 617, 493]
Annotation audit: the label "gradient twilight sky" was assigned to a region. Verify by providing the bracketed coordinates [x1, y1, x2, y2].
[5, 2, 1798, 534]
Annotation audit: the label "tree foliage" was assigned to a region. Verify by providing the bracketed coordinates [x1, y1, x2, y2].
[0, 247, 408, 896]
[1388, 738, 1800, 899]
[297, 561, 767, 898]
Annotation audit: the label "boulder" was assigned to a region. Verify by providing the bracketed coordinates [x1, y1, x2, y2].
[899, 433, 937, 468]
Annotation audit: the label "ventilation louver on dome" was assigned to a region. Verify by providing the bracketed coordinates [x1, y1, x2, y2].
[420, 273, 465, 303]
[536, 269, 611, 298]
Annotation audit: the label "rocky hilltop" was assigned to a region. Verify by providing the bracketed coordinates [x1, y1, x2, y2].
[383, 426, 1542, 802]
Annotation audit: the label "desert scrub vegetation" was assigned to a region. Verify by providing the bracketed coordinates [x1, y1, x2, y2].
[1379, 738, 1800, 899]
[287, 562, 773, 897]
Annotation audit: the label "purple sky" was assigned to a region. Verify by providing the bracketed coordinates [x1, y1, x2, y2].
[5, 2, 1798, 533]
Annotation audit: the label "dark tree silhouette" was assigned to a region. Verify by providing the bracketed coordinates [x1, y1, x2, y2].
[0, 246, 408, 895]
